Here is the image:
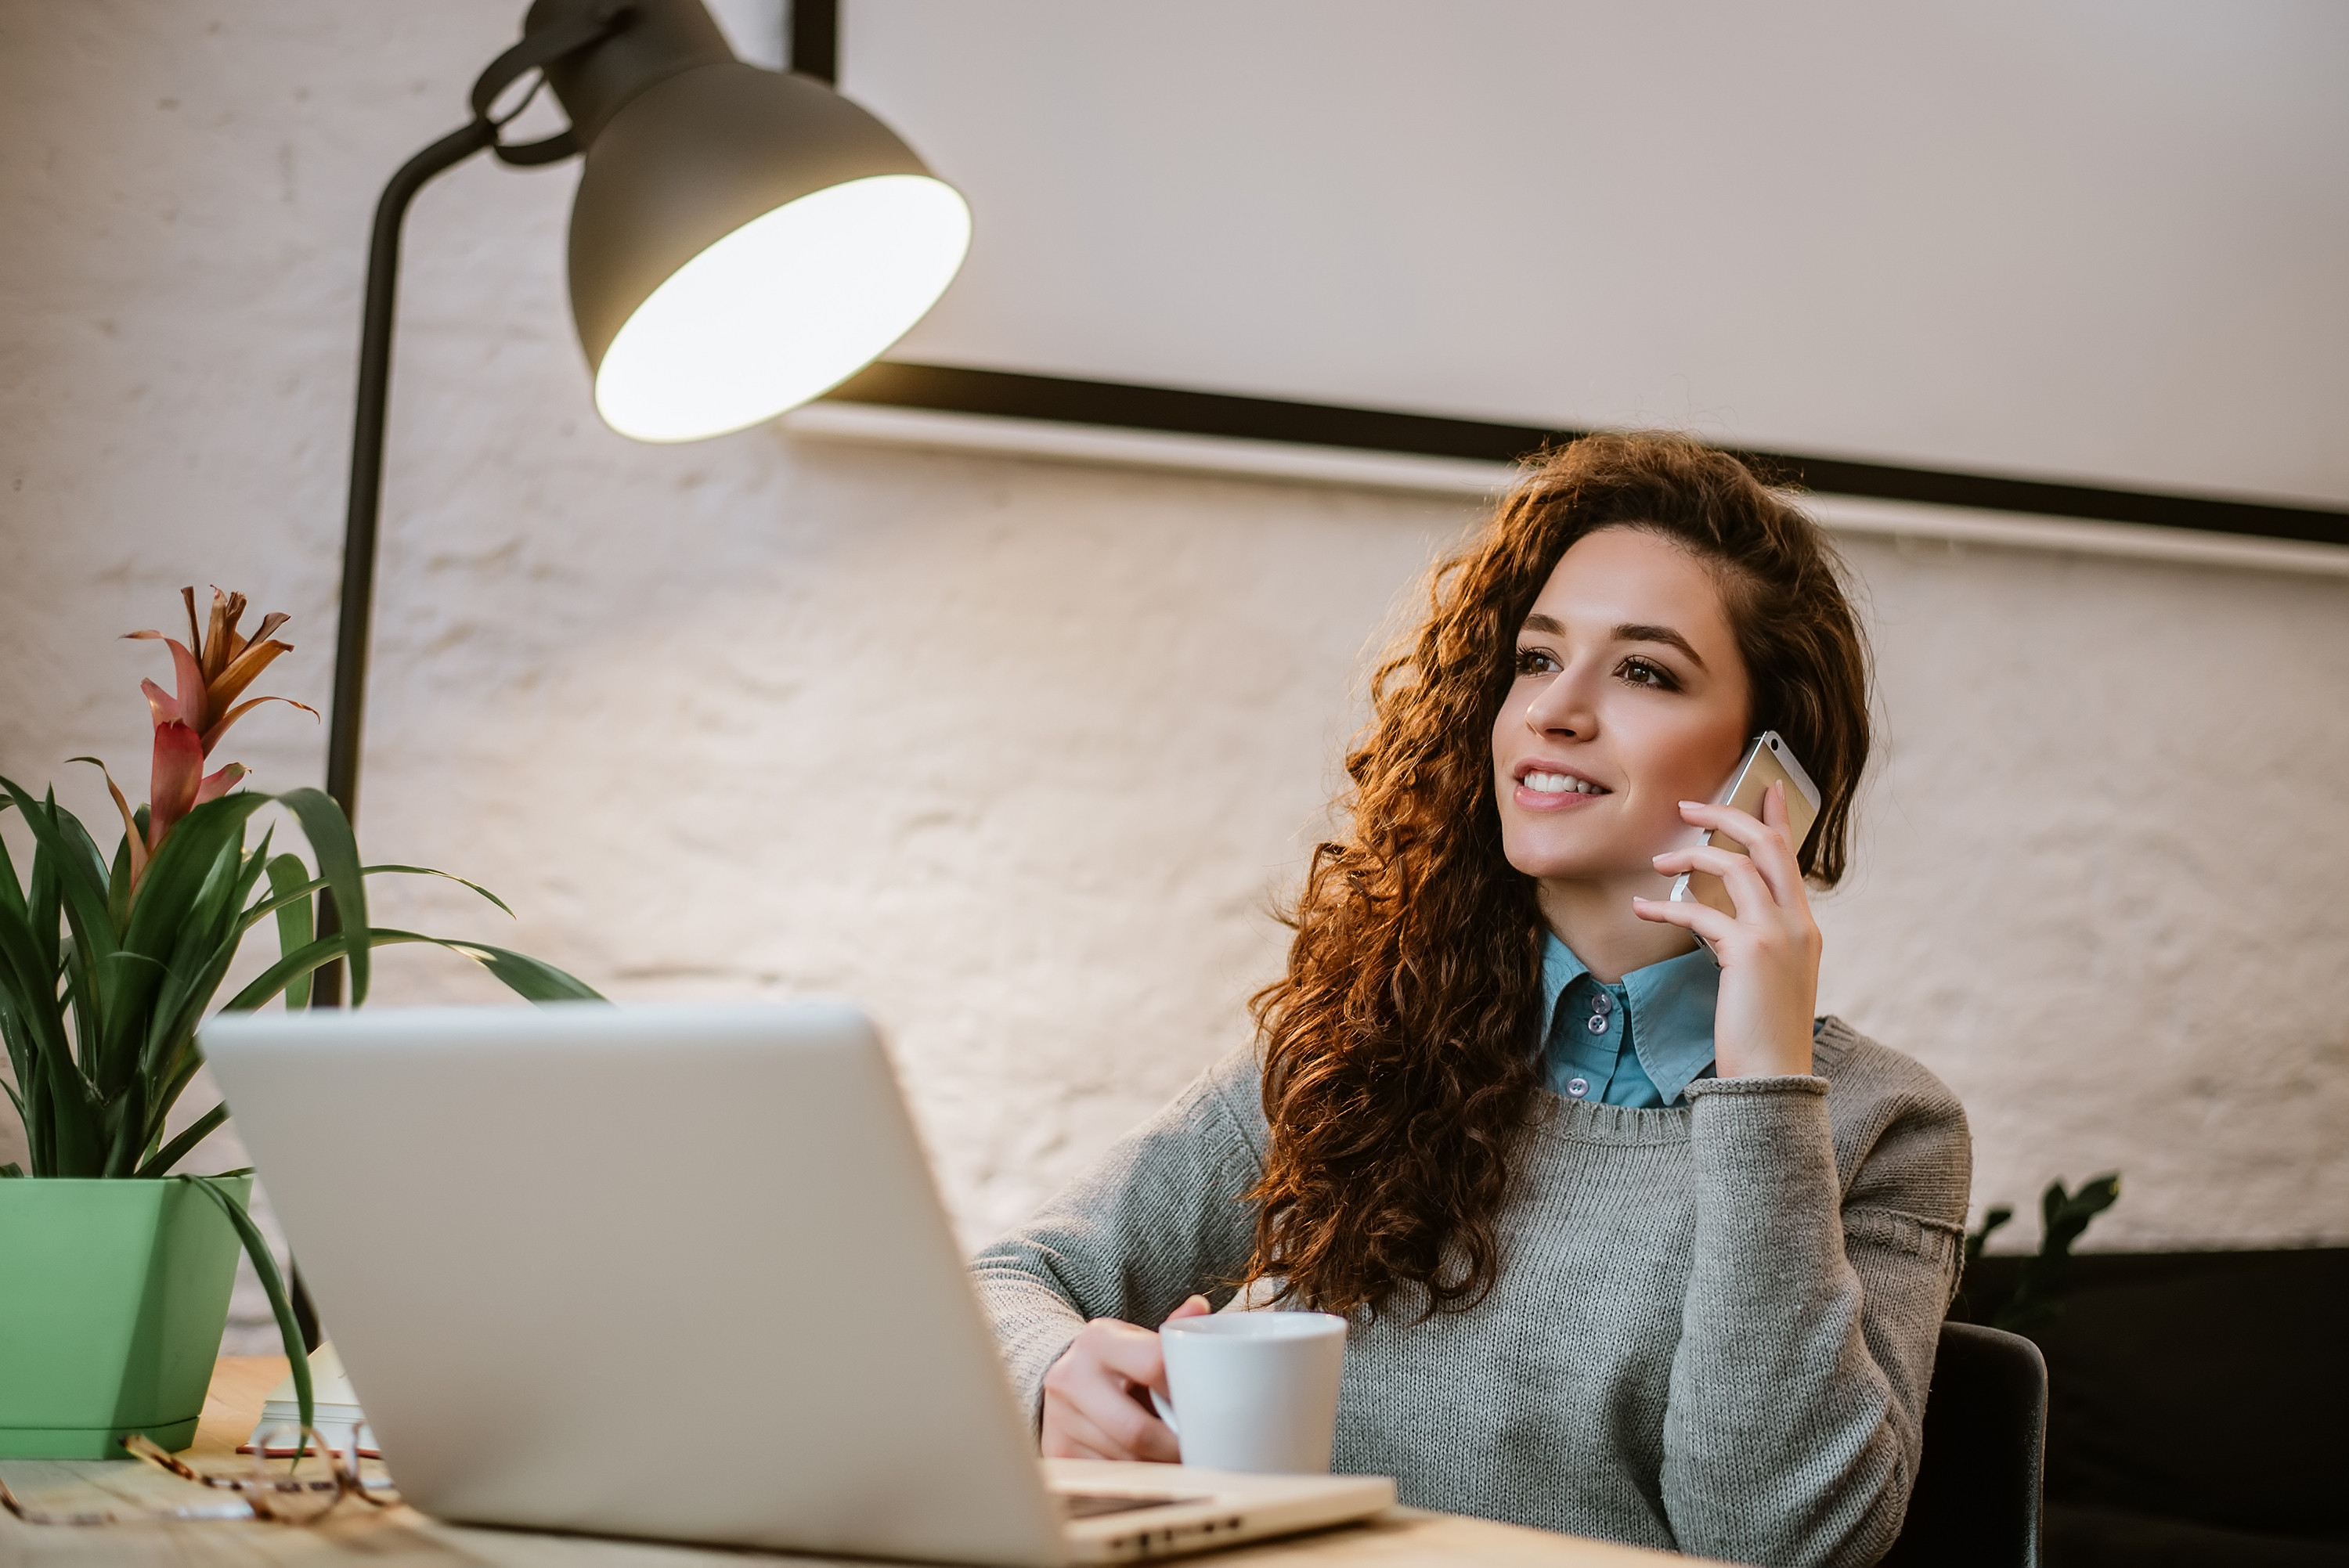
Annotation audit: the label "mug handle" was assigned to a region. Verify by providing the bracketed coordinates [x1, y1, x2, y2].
[1149, 1388, 1180, 1436]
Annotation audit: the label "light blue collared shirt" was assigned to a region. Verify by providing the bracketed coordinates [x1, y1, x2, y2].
[1538, 932, 1719, 1108]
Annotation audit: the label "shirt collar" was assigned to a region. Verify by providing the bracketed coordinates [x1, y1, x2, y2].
[1539, 932, 1719, 1104]
[1538, 932, 1588, 1037]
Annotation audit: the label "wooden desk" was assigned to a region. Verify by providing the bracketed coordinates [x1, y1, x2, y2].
[0, 1358, 1676, 1566]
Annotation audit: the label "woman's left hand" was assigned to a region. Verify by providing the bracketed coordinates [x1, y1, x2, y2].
[1632, 780, 1821, 1079]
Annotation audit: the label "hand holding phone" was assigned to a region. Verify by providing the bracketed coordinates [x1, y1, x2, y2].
[1634, 730, 1825, 1080]
[1669, 732, 1821, 945]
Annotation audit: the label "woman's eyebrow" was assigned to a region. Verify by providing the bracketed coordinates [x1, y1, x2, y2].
[1614, 622, 1706, 669]
[1519, 613, 1707, 671]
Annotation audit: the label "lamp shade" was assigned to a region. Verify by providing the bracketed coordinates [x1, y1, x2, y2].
[564, 59, 969, 442]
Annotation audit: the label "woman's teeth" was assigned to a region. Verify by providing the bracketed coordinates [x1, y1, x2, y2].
[1525, 772, 1604, 795]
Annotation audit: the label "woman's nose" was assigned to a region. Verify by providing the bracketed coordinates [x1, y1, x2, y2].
[1525, 668, 1596, 737]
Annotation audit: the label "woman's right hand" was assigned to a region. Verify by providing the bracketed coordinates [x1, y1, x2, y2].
[1040, 1295, 1209, 1461]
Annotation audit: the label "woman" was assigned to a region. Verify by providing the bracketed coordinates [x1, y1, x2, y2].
[971, 433, 1970, 1567]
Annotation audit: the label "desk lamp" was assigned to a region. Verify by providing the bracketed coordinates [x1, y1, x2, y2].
[262, 0, 965, 1418]
[311, 0, 969, 1004]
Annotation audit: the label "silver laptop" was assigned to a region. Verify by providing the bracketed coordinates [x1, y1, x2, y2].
[200, 1002, 1393, 1564]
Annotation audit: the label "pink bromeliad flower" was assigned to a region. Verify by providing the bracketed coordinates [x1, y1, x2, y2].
[96, 587, 317, 889]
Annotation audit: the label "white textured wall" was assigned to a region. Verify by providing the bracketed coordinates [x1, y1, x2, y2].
[3, 2, 2345, 1350]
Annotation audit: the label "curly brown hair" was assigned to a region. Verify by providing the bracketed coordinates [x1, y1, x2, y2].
[1243, 431, 1872, 1318]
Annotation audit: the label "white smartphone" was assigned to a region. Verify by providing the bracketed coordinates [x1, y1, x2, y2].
[1669, 730, 1823, 960]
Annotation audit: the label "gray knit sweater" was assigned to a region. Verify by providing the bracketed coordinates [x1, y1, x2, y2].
[969, 1018, 1971, 1567]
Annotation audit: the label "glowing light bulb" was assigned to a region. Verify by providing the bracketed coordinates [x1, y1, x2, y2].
[593, 174, 971, 443]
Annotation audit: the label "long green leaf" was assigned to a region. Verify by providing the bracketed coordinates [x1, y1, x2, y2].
[359, 865, 515, 920]
[0, 978, 55, 1175]
[0, 1004, 34, 1139]
[13, 788, 114, 986]
[136, 1101, 229, 1178]
[141, 1042, 209, 1160]
[235, 863, 515, 944]
[140, 827, 271, 1076]
[106, 830, 133, 935]
[27, 798, 63, 977]
[0, 780, 109, 971]
[104, 1062, 147, 1178]
[136, 939, 240, 1133]
[274, 790, 367, 1007]
[182, 1176, 312, 1439]
[0, 982, 50, 1175]
[0, 896, 69, 1065]
[51, 800, 117, 908]
[62, 938, 103, 1075]
[428, 937, 605, 1004]
[206, 831, 276, 959]
[221, 928, 605, 1014]
[39, 1024, 106, 1175]
[264, 855, 316, 1011]
[119, 793, 269, 964]
[211, 930, 364, 1011]
[135, 834, 276, 1122]
[52, 793, 122, 957]
[0, 797, 26, 921]
[107, 795, 267, 1090]
[22, 1065, 53, 1177]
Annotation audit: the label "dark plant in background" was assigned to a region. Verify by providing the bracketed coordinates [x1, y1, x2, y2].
[0, 588, 602, 1434]
[1957, 1173, 2123, 1333]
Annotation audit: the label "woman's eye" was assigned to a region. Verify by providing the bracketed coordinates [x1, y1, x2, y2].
[1515, 647, 1561, 676]
[1616, 657, 1679, 690]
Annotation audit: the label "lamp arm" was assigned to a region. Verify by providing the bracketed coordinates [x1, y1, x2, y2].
[322, 119, 498, 831]
[314, 5, 632, 1009]
[308, 121, 496, 1020]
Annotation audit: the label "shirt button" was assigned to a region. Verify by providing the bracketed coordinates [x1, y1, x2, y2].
[1585, 1011, 1608, 1034]
[1592, 993, 1615, 1015]
[1566, 1077, 1590, 1098]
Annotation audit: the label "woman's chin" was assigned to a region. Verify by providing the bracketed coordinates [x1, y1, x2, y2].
[1503, 843, 1633, 885]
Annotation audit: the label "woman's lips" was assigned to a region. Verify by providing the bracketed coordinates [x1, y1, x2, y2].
[1513, 768, 1611, 813]
[1514, 782, 1609, 813]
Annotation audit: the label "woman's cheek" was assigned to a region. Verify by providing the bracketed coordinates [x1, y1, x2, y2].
[1651, 721, 1748, 808]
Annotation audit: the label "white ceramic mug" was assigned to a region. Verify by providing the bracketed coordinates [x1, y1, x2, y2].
[1150, 1311, 1348, 1474]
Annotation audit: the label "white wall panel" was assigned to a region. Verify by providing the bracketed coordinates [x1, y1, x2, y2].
[851, 1, 2349, 506]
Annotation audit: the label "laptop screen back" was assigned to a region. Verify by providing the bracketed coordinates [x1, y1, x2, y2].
[201, 1001, 1064, 1566]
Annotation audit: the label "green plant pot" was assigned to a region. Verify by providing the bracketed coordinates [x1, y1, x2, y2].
[0, 1175, 252, 1458]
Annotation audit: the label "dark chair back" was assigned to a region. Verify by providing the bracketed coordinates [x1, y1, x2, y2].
[1880, 1321, 2048, 1568]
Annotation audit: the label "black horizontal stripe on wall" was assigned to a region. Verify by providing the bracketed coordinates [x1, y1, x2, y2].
[821, 362, 2349, 550]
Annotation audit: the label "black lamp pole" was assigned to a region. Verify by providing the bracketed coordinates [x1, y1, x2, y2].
[309, 6, 632, 1011]
[317, 121, 496, 835]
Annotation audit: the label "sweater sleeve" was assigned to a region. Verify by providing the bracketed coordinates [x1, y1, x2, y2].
[967, 1047, 1268, 1426]
[1659, 1058, 1971, 1568]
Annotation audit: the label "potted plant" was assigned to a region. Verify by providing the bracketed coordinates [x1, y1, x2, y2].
[0, 588, 599, 1458]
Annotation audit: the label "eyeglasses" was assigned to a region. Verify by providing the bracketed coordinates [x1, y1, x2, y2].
[0, 1424, 400, 1527]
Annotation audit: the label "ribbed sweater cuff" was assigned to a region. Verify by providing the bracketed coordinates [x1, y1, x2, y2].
[1683, 1072, 1828, 1099]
